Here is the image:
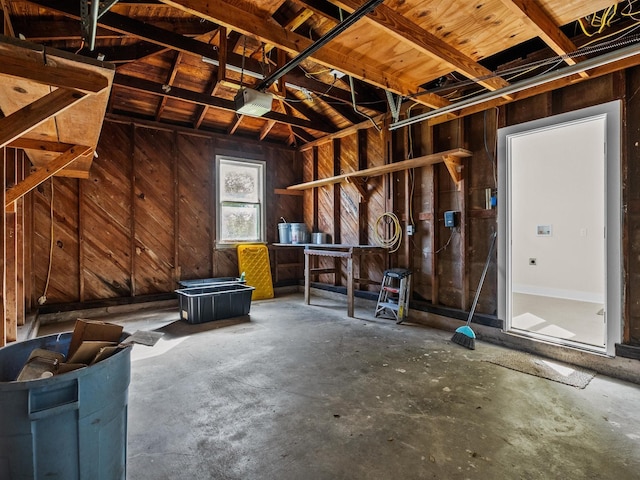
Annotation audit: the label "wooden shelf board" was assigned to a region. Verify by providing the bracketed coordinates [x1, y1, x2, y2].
[287, 148, 472, 191]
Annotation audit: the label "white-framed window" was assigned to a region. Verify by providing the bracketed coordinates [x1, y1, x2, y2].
[215, 156, 265, 245]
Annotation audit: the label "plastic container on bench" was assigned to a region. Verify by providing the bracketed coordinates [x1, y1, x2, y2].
[175, 283, 256, 324]
[0, 332, 131, 480]
[178, 277, 244, 288]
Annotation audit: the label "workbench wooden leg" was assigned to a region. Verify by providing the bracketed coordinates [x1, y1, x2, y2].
[347, 256, 354, 317]
[304, 253, 310, 305]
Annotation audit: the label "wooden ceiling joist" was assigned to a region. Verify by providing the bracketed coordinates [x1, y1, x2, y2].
[114, 73, 337, 133]
[5, 144, 91, 206]
[7, 138, 75, 152]
[159, 0, 452, 109]
[31, 0, 383, 111]
[155, 51, 183, 120]
[0, 52, 109, 93]
[250, 6, 314, 60]
[325, 0, 510, 92]
[1, 0, 15, 37]
[0, 88, 87, 149]
[426, 51, 640, 127]
[499, 0, 588, 77]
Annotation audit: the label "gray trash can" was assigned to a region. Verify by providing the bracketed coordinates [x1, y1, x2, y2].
[0, 332, 131, 479]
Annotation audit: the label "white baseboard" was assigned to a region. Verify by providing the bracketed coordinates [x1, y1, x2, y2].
[512, 283, 604, 304]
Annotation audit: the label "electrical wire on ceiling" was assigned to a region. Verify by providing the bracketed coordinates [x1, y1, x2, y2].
[430, 30, 640, 95]
[579, 3, 618, 37]
[408, 5, 640, 104]
[622, 0, 640, 21]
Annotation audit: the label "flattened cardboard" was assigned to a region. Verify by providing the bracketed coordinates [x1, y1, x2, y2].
[67, 341, 116, 365]
[90, 345, 123, 365]
[68, 319, 123, 358]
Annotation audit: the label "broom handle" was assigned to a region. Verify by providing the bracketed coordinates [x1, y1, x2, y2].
[466, 231, 497, 326]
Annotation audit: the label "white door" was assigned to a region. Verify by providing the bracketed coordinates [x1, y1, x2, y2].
[498, 101, 621, 356]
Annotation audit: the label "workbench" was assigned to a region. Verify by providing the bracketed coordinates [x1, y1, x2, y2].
[302, 244, 385, 317]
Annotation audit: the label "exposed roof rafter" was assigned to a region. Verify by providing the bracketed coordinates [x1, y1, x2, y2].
[499, 0, 588, 78]
[158, 0, 451, 109]
[324, 0, 511, 92]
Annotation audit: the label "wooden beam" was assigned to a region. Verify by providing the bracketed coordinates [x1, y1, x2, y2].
[0, 88, 87, 149]
[348, 177, 368, 200]
[32, 0, 379, 110]
[428, 52, 640, 127]
[155, 51, 184, 120]
[0, 147, 5, 346]
[1, 0, 15, 37]
[159, 0, 451, 109]
[194, 27, 225, 129]
[250, 7, 314, 60]
[5, 150, 17, 342]
[16, 153, 25, 325]
[282, 97, 337, 134]
[12, 17, 215, 42]
[7, 138, 75, 152]
[0, 53, 109, 93]
[329, 0, 510, 92]
[228, 114, 244, 135]
[114, 73, 336, 133]
[5, 145, 91, 206]
[275, 97, 298, 146]
[298, 113, 387, 151]
[274, 188, 303, 196]
[332, 138, 341, 244]
[499, 0, 588, 77]
[288, 148, 473, 190]
[443, 155, 463, 189]
[259, 120, 277, 141]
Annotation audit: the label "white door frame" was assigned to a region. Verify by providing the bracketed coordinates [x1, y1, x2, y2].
[497, 101, 622, 356]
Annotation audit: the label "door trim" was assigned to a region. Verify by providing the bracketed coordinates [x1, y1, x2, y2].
[497, 101, 621, 357]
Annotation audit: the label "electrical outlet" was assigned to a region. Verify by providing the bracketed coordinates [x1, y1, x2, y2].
[529, 258, 537, 266]
[407, 225, 415, 236]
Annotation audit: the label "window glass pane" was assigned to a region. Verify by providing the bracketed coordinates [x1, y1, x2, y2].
[220, 203, 260, 242]
[219, 162, 260, 203]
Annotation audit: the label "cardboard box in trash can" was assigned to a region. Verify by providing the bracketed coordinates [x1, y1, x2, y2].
[175, 284, 255, 324]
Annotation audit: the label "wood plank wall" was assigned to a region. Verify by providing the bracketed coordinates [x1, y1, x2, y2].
[2, 69, 640, 349]
[17, 120, 297, 323]
[298, 70, 639, 347]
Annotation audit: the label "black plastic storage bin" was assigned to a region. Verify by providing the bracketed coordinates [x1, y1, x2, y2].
[0, 332, 130, 480]
[178, 277, 244, 288]
[175, 284, 255, 324]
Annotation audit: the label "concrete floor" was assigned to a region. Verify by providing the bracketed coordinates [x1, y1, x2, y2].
[40, 292, 640, 479]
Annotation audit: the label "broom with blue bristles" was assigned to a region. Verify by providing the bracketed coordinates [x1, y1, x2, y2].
[452, 231, 497, 350]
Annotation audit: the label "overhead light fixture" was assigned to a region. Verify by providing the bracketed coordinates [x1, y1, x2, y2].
[234, 88, 273, 117]
[390, 40, 640, 130]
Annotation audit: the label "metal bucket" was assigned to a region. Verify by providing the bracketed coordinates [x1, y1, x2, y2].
[277, 223, 291, 244]
[311, 232, 327, 244]
[290, 223, 308, 244]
